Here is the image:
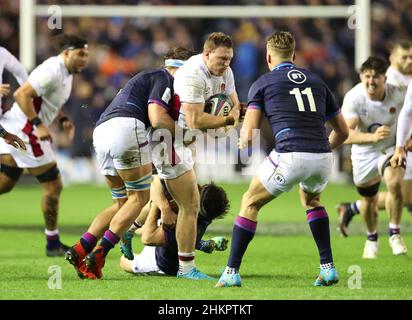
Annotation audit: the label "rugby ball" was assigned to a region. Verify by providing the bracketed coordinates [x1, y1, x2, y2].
[204, 94, 233, 117]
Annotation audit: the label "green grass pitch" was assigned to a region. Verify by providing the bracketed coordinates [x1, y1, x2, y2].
[0, 182, 411, 299]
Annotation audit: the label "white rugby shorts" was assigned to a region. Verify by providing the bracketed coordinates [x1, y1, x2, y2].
[93, 117, 151, 176]
[150, 134, 194, 180]
[258, 150, 333, 196]
[351, 146, 396, 186]
[130, 245, 164, 275]
[0, 108, 55, 168]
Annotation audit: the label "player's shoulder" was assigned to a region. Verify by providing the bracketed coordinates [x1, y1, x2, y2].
[344, 83, 364, 100]
[175, 54, 204, 77]
[0, 46, 9, 56]
[386, 82, 407, 100]
[33, 55, 64, 76]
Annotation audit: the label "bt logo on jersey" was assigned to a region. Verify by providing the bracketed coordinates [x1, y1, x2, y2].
[287, 70, 307, 84]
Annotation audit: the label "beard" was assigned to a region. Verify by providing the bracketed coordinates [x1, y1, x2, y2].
[398, 63, 412, 76]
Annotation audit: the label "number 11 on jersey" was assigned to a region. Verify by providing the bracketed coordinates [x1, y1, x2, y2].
[289, 87, 317, 112]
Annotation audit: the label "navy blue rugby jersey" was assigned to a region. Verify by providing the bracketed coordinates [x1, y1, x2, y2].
[247, 62, 341, 153]
[96, 68, 175, 128]
[155, 216, 211, 276]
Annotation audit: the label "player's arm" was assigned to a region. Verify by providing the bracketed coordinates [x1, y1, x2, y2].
[151, 176, 177, 228]
[4, 48, 28, 86]
[183, 102, 236, 130]
[13, 82, 52, 142]
[228, 91, 241, 124]
[140, 202, 167, 247]
[391, 84, 412, 167]
[326, 113, 349, 149]
[343, 117, 390, 144]
[238, 108, 262, 150]
[148, 103, 175, 136]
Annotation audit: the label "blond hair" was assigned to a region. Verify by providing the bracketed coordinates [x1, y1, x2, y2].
[203, 32, 233, 52]
[267, 31, 295, 59]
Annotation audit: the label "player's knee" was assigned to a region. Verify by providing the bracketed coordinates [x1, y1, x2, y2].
[386, 178, 403, 196]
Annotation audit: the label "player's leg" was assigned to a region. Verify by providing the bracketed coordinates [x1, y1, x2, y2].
[356, 179, 380, 259]
[401, 180, 412, 224]
[65, 175, 127, 278]
[298, 151, 337, 286]
[300, 189, 338, 286]
[217, 152, 280, 287]
[0, 154, 22, 194]
[119, 200, 152, 260]
[84, 164, 152, 279]
[165, 169, 210, 279]
[27, 162, 67, 256]
[383, 165, 407, 255]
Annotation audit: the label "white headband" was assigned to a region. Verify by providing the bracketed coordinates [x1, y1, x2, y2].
[165, 59, 185, 68]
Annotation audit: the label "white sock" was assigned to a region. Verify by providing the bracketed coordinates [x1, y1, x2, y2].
[178, 252, 195, 274]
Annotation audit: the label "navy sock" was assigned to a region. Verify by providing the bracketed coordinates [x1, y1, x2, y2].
[45, 230, 60, 250]
[307, 207, 333, 265]
[367, 232, 378, 241]
[46, 234, 60, 250]
[227, 216, 257, 271]
[100, 230, 120, 256]
[80, 232, 97, 253]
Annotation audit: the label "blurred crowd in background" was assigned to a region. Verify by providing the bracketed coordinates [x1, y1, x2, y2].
[0, 0, 411, 183]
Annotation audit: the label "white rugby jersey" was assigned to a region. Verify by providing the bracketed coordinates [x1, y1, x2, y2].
[173, 54, 235, 128]
[9, 55, 73, 126]
[342, 82, 406, 156]
[386, 66, 412, 87]
[0, 47, 28, 86]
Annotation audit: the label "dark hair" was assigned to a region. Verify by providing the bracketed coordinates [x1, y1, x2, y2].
[360, 56, 388, 75]
[199, 182, 230, 221]
[203, 32, 233, 52]
[54, 34, 88, 52]
[164, 46, 194, 61]
[392, 40, 412, 53]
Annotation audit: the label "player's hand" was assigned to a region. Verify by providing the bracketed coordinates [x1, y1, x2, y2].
[3, 132, 26, 150]
[239, 102, 247, 122]
[62, 120, 75, 141]
[161, 207, 177, 229]
[34, 123, 53, 142]
[0, 84, 10, 97]
[405, 138, 412, 152]
[228, 105, 240, 125]
[373, 125, 391, 142]
[390, 146, 407, 168]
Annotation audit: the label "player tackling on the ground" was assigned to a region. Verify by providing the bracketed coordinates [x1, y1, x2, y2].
[216, 31, 348, 287]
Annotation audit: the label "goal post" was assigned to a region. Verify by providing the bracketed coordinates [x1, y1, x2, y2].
[20, 1, 370, 71]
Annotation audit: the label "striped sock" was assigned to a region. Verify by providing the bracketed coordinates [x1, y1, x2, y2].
[45, 229, 60, 250]
[80, 232, 97, 253]
[178, 252, 195, 274]
[100, 230, 120, 256]
[227, 216, 257, 271]
[306, 207, 333, 265]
